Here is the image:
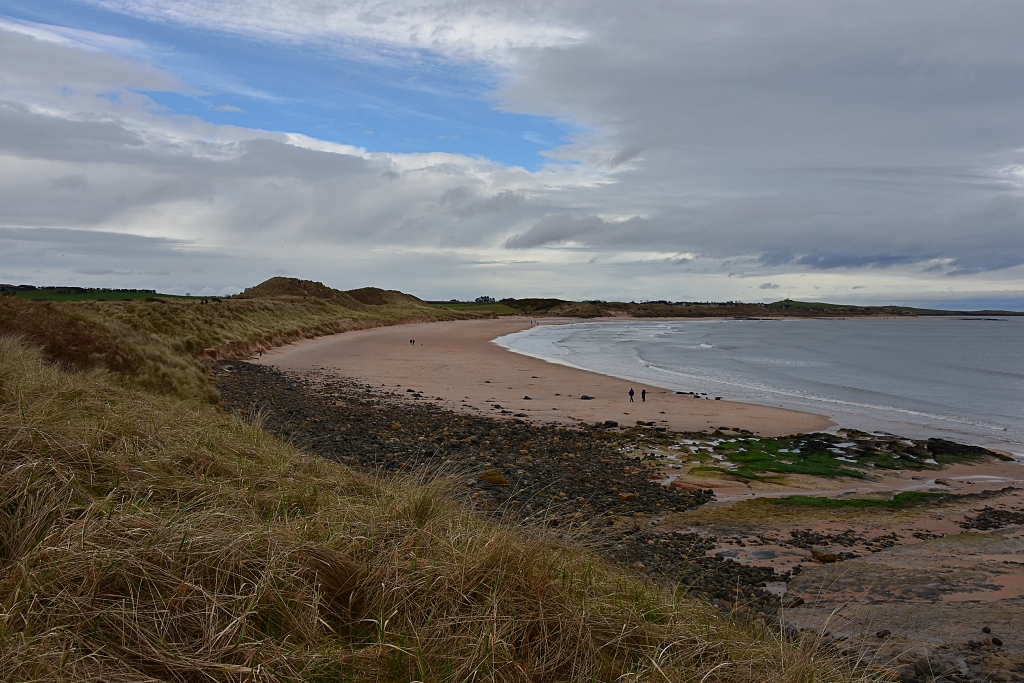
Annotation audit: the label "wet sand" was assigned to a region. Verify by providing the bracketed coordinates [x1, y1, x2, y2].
[657, 462, 1024, 658]
[253, 317, 832, 436]
[247, 317, 1024, 672]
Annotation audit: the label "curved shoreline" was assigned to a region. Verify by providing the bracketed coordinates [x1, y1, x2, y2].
[497, 318, 1024, 455]
[252, 317, 833, 436]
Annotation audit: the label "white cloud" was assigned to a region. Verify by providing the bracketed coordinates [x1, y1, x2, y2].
[82, 0, 587, 65]
[0, 16, 149, 55]
[2, 2, 1024, 306]
[0, 24, 181, 104]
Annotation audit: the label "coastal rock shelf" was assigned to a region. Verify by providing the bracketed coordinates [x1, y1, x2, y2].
[216, 361, 793, 613]
[691, 431, 1010, 481]
[216, 360, 1024, 680]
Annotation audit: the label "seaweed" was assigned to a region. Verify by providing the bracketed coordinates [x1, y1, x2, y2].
[764, 491, 949, 508]
[694, 430, 1005, 480]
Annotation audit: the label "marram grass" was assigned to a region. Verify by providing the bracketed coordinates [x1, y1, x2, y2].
[0, 337, 891, 682]
[1, 294, 472, 404]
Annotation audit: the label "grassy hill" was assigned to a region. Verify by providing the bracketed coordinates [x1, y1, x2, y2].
[0, 279, 477, 402]
[428, 301, 522, 315]
[432, 296, 1023, 318]
[767, 299, 1023, 316]
[0, 278, 883, 682]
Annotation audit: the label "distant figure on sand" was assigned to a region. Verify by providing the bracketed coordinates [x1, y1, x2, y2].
[410, 339, 415, 346]
[629, 388, 635, 402]
[641, 389, 646, 402]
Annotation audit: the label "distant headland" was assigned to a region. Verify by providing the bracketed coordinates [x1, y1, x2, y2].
[4, 278, 1020, 316]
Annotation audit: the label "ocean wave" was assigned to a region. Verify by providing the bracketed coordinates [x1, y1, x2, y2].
[495, 319, 1024, 445]
[634, 359, 1011, 433]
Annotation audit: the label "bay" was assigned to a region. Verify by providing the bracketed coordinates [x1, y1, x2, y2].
[494, 318, 1024, 454]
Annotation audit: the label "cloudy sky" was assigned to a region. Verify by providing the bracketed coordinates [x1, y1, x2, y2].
[1, 0, 1023, 306]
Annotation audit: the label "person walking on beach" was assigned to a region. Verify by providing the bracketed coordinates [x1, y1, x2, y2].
[629, 388, 635, 402]
[641, 388, 646, 402]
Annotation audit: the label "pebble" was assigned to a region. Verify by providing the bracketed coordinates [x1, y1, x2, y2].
[217, 362, 786, 614]
[960, 507, 1024, 530]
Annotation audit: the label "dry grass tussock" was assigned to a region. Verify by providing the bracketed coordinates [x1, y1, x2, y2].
[0, 337, 887, 682]
[0, 293, 473, 403]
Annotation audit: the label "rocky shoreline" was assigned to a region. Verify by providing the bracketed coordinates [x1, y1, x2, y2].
[216, 361, 1024, 682]
[216, 360, 792, 615]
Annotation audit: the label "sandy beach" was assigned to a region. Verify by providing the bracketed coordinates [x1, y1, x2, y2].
[230, 321, 1024, 673]
[253, 317, 833, 436]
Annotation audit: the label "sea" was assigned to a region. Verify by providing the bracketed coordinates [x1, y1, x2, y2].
[494, 317, 1024, 455]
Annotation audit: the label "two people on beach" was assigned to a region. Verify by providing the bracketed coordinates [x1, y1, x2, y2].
[628, 388, 647, 402]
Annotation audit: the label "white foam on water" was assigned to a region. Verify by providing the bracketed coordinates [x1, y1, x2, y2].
[494, 318, 1024, 452]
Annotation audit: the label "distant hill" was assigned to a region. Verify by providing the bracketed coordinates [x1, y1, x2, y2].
[233, 277, 423, 307]
[1, 285, 189, 302]
[233, 277, 357, 303]
[768, 299, 1024, 316]
[430, 296, 1024, 318]
[344, 286, 423, 307]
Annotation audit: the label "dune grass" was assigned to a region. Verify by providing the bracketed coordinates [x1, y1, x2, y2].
[0, 336, 889, 682]
[1, 294, 475, 403]
[429, 302, 521, 315]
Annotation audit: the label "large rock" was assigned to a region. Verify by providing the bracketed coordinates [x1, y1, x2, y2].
[810, 548, 838, 563]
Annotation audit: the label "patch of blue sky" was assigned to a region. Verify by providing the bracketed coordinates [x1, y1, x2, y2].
[0, 0, 577, 170]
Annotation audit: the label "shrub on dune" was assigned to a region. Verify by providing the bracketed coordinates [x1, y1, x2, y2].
[0, 336, 881, 682]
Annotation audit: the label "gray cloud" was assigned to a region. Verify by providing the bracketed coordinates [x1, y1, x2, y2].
[0, 101, 145, 163]
[441, 188, 526, 218]
[2, 3, 1024, 304]
[505, 214, 607, 248]
[0, 225, 191, 256]
[493, 0, 1024, 274]
[48, 174, 90, 192]
[608, 135, 655, 167]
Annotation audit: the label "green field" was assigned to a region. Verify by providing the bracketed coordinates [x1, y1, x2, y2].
[429, 301, 521, 314]
[10, 288, 197, 302]
[764, 491, 947, 509]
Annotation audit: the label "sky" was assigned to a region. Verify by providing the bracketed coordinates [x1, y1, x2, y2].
[1, 1, 1023, 307]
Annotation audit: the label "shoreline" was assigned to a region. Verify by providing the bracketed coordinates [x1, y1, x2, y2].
[253, 317, 833, 437]
[497, 317, 1024, 455]
[219, 356, 1024, 673]
[233, 317, 1024, 676]
[254, 315, 1022, 454]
